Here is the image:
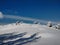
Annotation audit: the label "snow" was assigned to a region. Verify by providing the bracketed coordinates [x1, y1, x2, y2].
[0, 23, 60, 45]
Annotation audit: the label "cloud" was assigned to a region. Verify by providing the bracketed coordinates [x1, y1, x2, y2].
[3, 15, 58, 24]
[0, 12, 3, 18]
[0, 11, 58, 24]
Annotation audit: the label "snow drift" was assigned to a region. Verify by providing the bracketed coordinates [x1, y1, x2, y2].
[0, 23, 60, 45]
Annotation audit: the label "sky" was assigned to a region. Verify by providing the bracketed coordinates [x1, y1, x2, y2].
[0, 0, 60, 24]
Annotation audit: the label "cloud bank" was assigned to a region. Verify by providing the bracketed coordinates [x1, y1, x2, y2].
[3, 15, 58, 24]
[0, 12, 59, 24]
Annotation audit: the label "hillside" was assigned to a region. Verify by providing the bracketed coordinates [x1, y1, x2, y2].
[0, 23, 60, 45]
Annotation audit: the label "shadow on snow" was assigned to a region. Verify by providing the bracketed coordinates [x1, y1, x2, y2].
[0, 31, 41, 45]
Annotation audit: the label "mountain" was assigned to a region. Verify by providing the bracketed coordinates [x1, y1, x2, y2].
[0, 23, 60, 45]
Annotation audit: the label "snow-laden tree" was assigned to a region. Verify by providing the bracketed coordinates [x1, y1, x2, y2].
[16, 21, 20, 25]
[56, 24, 60, 29]
[33, 20, 40, 25]
[16, 21, 23, 25]
[47, 21, 52, 27]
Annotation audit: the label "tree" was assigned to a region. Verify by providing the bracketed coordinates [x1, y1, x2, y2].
[47, 21, 52, 27]
[56, 24, 60, 29]
[16, 21, 20, 25]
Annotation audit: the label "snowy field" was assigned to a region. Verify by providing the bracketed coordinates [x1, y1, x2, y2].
[0, 23, 60, 45]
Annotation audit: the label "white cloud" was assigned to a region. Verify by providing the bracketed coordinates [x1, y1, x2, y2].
[0, 11, 58, 24]
[3, 15, 58, 24]
[0, 12, 3, 18]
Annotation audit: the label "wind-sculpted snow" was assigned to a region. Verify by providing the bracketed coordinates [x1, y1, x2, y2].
[0, 23, 60, 45]
[0, 32, 41, 45]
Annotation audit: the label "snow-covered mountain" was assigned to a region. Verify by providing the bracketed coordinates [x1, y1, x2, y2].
[0, 23, 60, 45]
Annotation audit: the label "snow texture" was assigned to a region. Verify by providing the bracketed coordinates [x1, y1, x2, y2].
[0, 23, 60, 45]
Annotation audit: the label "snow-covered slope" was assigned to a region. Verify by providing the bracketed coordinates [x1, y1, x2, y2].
[0, 23, 60, 45]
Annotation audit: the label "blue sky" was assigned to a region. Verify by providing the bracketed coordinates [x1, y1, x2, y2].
[0, 0, 60, 23]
